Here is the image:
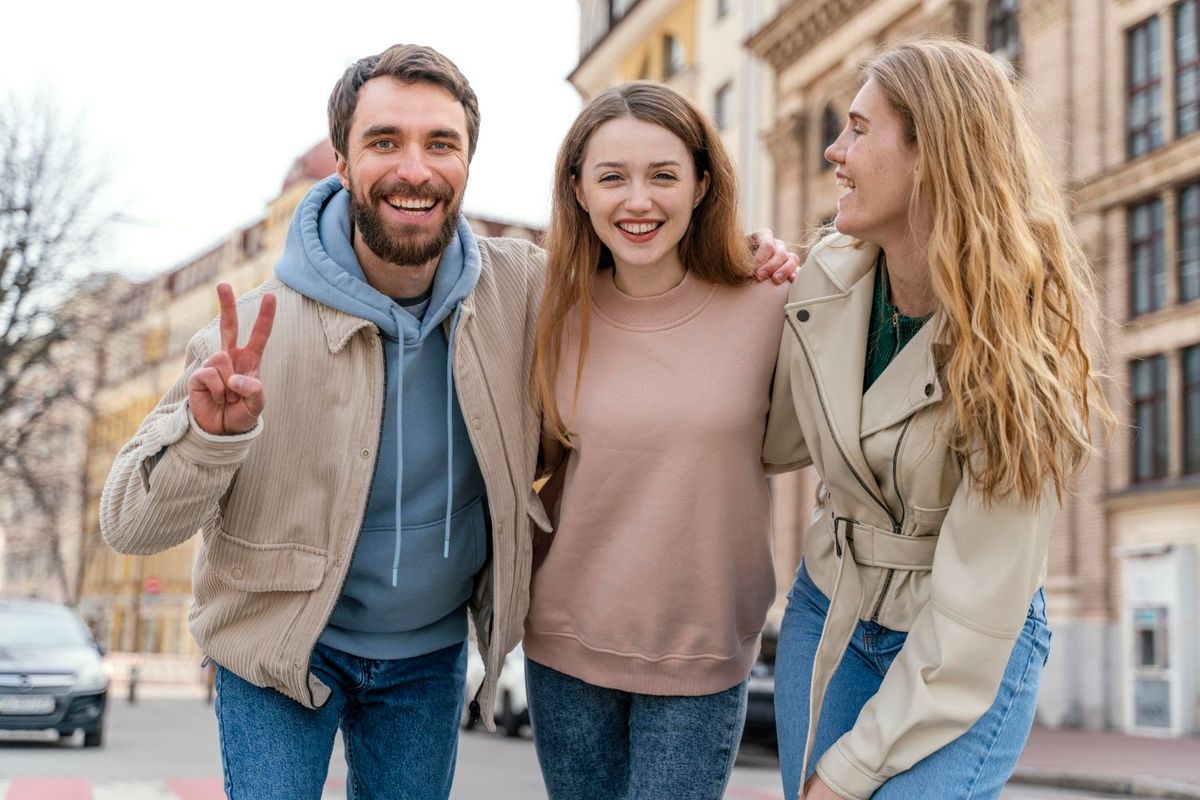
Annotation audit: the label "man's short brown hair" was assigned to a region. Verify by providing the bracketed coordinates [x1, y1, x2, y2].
[328, 44, 481, 161]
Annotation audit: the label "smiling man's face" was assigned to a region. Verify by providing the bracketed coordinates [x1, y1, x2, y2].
[336, 77, 470, 268]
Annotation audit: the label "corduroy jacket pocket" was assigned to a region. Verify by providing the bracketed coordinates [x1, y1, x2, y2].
[209, 529, 327, 592]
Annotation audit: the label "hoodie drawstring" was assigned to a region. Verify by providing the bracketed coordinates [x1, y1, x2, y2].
[443, 306, 463, 559]
[391, 305, 463, 587]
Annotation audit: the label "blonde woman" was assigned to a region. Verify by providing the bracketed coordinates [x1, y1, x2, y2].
[526, 82, 792, 799]
[764, 39, 1111, 799]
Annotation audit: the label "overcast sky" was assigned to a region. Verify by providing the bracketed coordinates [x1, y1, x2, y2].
[2, 0, 582, 278]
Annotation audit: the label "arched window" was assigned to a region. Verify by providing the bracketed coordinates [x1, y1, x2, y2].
[987, 0, 1021, 66]
[820, 103, 840, 171]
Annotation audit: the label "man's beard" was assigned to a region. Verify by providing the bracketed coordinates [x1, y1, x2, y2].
[349, 179, 461, 267]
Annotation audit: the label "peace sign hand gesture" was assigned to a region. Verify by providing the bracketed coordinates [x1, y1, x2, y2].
[187, 283, 276, 436]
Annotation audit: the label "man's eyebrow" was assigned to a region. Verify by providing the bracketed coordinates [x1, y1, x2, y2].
[358, 125, 465, 142]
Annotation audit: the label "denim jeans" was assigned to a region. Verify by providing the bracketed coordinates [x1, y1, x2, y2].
[214, 640, 466, 800]
[526, 658, 748, 800]
[775, 565, 1051, 800]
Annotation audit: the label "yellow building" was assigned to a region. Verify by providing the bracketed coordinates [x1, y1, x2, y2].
[79, 141, 540, 658]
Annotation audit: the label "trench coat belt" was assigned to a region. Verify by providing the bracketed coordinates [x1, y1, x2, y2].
[797, 516, 938, 797]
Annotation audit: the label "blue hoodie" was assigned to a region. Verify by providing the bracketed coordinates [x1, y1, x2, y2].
[276, 175, 488, 660]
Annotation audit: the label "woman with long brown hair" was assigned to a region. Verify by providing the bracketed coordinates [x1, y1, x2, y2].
[765, 38, 1112, 799]
[524, 81, 792, 799]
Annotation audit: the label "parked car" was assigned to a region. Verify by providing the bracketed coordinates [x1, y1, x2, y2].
[461, 640, 529, 738]
[741, 628, 778, 750]
[0, 599, 109, 747]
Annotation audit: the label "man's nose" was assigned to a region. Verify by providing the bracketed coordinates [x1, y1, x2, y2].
[392, 145, 434, 184]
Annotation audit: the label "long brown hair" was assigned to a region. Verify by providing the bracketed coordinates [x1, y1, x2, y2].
[866, 38, 1113, 505]
[532, 81, 751, 446]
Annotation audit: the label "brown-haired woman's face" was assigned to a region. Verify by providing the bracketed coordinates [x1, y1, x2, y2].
[824, 79, 920, 248]
[573, 116, 709, 281]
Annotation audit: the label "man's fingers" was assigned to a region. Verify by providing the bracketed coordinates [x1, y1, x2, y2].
[205, 350, 239, 404]
[245, 291, 276, 360]
[217, 283, 239, 353]
[228, 375, 266, 417]
[189, 366, 226, 403]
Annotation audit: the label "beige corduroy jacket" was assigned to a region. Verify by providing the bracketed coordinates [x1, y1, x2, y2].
[100, 237, 550, 730]
[763, 233, 1056, 799]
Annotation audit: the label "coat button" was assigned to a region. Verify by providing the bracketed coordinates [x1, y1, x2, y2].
[796, 309, 810, 322]
[231, 567, 243, 580]
[472, 417, 482, 428]
[361, 448, 370, 459]
[924, 383, 934, 397]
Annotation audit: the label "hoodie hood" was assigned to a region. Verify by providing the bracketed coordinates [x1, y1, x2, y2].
[275, 174, 481, 344]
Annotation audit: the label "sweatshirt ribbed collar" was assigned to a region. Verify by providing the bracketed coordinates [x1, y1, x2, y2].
[591, 267, 715, 331]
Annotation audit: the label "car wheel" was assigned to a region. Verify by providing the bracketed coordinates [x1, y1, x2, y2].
[499, 691, 520, 738]
[83, 727, 103, 748]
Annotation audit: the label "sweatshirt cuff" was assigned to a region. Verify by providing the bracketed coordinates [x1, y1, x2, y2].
[815, 742, 887, 800]
[169, 406, 263, 467]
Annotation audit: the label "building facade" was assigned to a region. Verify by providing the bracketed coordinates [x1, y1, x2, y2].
[749, 0, 1200, 736]
[76, 141, 540, 658]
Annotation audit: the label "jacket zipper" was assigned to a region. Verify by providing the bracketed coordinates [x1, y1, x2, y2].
[870, 414, 914, 622]
[786, 315, 895, 523]
[303, 331, 387, 706]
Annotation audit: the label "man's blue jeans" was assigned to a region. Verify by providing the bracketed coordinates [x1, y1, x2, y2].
[526, 658, 749, 800]
[214, 640, 466, 800]
[776, 565, 1051, 799]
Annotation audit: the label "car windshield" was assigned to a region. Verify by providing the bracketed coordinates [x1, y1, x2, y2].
[0, 609, 91, 647]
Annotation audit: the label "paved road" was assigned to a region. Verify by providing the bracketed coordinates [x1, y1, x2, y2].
[0, 698, 1123, 799]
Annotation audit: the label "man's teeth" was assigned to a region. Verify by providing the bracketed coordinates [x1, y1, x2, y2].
[386, 196, 436, 211]
[617, 222, 662, 235]
[836, 177, 855, 190]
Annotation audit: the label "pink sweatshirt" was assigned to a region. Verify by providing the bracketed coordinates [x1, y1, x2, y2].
[524, 267, 789, 695]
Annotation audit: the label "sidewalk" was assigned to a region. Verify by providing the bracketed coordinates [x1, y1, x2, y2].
[1013, 727, 1200, 798]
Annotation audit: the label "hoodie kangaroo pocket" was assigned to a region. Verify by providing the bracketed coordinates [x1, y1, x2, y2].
[334, 496, 488, 633]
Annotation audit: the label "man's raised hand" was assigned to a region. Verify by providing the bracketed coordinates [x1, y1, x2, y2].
[187, 283, 276, 436]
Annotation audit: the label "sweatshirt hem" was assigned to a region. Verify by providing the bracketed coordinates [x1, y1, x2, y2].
[523, 628, 759, 697]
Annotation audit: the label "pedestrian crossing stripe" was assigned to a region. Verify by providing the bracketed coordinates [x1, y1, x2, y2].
[0, 778, 349, 800]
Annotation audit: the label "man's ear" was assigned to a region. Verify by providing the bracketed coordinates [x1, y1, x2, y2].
[693, 171, 710, 209]
[336, 154, 351, 191]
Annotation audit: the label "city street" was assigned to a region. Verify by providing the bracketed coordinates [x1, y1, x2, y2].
[0, 697, 1125, 799]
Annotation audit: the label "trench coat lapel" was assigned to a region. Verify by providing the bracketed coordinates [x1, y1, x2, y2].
[860, 315, 945, 437]
[787, 238, 888, 512]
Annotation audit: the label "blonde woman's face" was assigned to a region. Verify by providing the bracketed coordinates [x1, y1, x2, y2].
[574, 116, 709, 281]
[825, 79, 920, 247]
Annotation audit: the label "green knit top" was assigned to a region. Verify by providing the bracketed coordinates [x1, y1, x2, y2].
[864, 254, 932, 391]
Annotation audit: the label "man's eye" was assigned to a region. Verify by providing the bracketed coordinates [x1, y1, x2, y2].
[430, 142, 453, 151]
[374, 140, 394, 150]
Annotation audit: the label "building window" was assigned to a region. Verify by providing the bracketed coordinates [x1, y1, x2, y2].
[1132, 354, 1170, 482]
[1180, 185, 1200, 302]
[1178, 0, 1200, 136]
[1130, 198, 1166, 316]
[821, 104, 840, 171]
[713, 82, 733, 131]
[1128, 16, 1165, 158]
[717, 0, 732, 18]
[1185, 344, 1200, 473]
[663, 34, 685, 79]
[986, 0, 1021, 65]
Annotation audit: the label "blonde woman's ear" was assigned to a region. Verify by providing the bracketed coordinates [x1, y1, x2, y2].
[574, 182, 589, 213]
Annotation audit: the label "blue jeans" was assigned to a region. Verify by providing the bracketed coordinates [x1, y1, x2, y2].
[526, 658, 748, 800]
[776, 565, 1051, 800]
[214, 640, 466, 800]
